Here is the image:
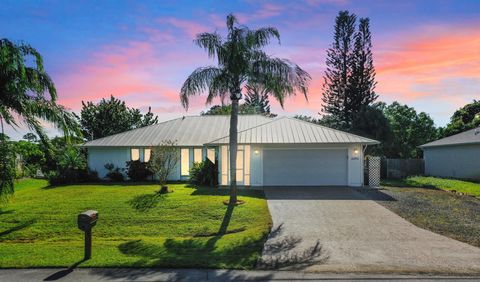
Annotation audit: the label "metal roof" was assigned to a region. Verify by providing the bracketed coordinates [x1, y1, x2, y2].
[82, 115, 272, 147]
[83, 115, 380, 147]
[420, 127, 480, 148]
[207, 117, 380, 145]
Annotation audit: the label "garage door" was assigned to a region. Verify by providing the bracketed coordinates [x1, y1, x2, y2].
[263, 149, 348, 186]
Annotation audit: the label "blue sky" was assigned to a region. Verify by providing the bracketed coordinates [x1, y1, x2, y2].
[2, 0, 479, 139]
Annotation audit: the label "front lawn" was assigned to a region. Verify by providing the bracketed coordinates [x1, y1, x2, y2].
[360, 185, 480, 248]
[0, 179, 272, 269]
[383, 176, 480, 197]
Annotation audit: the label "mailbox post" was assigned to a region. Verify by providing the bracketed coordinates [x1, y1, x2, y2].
[77, 210, 98, 260]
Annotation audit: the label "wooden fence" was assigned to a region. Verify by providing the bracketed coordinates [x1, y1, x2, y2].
[381, 158, 424, 179]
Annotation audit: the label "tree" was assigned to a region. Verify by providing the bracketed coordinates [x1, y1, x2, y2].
[0, 39, 79, 201]
[244, 84, 275, 116]
[322, 11, 377, 127]
[443, 100, 480, 137]
[147, 141, 179, 193]
[180, 14, 310, 204]
[383, 102, 437, 158]
[13, 140, 46, 177]
[201, 103, 261, 115]
[78, 95, 159, 140]
[23, 133, 38, 143]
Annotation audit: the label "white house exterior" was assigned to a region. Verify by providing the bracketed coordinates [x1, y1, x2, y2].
[420, 127, 480, 181]
[83, 115, 379, 187]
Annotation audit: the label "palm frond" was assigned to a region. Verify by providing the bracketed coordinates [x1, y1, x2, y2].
[194, 32, 223, 59]
[180, 66, 223, 109]
[247, 27, 280, 48]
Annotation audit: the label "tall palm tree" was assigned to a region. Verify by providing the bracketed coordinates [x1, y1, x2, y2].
[180, 14, 311, 204]
[0, 38, 79, 201]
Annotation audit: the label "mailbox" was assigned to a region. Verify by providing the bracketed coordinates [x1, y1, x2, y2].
[77, 210, 98, 231]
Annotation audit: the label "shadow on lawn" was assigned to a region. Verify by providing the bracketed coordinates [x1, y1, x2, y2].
[190, 188, 266, 199]
[0, 219, 35, 237]
[115, 203, 267, 268]
[128, 193, 166, 212]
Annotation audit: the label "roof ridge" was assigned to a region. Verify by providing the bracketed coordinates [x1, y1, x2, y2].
[284, 116, 378, 143]
[420, 126, 480, 148]
[206, 117, 284, 144]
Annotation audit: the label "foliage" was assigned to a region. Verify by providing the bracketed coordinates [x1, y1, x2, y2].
[77, 95, 158, 140]
[146, 141, 179, 187]
[383, 102, 437, 158]
[201, 103, 258, 115]
[189, 159, 219, 187]
[0, 180, 271, 268]
[442, 100, 480, 137]
[244, 84, 276, 116]
[180, 13, 310, 203]
[126, 160, 153, 182]
[22, 133, 38, 143]
[46, 146, 96, 185]
[104, 163, 125, 182]
[322, 11, 377, 127]
[13, 140, 46, 177]
[0, 39, 80, 144]
[0, 135, 15, 204]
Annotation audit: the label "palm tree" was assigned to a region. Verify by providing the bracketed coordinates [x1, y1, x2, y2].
[0, 38, 79, 201]
[180, 14, 311, 204]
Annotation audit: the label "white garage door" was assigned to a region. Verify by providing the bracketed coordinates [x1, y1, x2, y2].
[263, 149, 348, 186]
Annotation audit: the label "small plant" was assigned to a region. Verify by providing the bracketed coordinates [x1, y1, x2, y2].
[104, 163, 124, 182]
[126, 160, 153, 181]
[146, 140, 179, 193]
[189, 159, 218, 187]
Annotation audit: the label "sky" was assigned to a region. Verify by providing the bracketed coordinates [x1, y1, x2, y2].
[2, 0, 479, 139]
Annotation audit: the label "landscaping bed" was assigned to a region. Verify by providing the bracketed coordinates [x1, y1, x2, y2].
[360, 184, 480, 248]
[0, 179, 272, 269]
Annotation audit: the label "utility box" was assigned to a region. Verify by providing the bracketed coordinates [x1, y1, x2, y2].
[77, 210, 98, 231]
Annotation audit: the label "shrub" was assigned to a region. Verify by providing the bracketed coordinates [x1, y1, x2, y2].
[46, 146, 92, 186]
[104, 163, 124, 182]
[126, 160, 153, 181]
[189, 159, 218, 187]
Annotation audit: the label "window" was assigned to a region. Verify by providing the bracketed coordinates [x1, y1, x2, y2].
[194, 148, 202, 163]
[144, 148, 151, 162]
[181, 148, 190, 176]
[207, 148, 216, 163]
[131, 148, 140, 161]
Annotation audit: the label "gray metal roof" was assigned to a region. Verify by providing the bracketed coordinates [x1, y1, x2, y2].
[420, 127, 480, 148]
[207, 117, 380, 145]
[82, 115, 272, 147]
[83, 115, 380, 147]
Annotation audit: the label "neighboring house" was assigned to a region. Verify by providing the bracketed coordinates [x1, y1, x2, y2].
[82, 115, 379, 187]
[420, 127, 480, 180]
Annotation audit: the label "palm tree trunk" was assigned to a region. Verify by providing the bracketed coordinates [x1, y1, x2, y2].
[229, 98, 239, 204]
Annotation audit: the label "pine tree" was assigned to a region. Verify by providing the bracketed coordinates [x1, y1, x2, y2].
[244, 84, 272, 115]
[349, 18, 377, 116]
[322, 11, 356, 126]
[322, 11, 377, 128]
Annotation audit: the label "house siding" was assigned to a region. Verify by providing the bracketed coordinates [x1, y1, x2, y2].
[423, 144, 480, 180]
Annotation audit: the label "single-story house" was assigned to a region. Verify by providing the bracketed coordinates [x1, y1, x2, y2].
[420, 127, 480, 180]
[83, 115, 379, 187]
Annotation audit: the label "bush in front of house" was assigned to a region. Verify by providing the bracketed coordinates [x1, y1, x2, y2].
[126, 160, 153, 181]
[104, 163, 125, 182]
[189, 159, 218, 187]
[46, 146, 99, 185]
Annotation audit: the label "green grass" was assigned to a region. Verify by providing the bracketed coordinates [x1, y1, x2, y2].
[382, 176, 480, 197]
[361, 185, 480, 247]
[0, 179, 272, 269]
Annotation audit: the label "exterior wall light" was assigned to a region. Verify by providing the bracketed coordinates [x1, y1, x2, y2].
[353, 148, 359, 155]
[254, 149, 259, 155]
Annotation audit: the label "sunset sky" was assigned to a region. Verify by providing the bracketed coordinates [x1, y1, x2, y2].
[2, 0, 479, 139]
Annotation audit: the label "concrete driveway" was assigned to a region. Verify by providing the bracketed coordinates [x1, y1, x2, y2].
[260, 187, 480, 274]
